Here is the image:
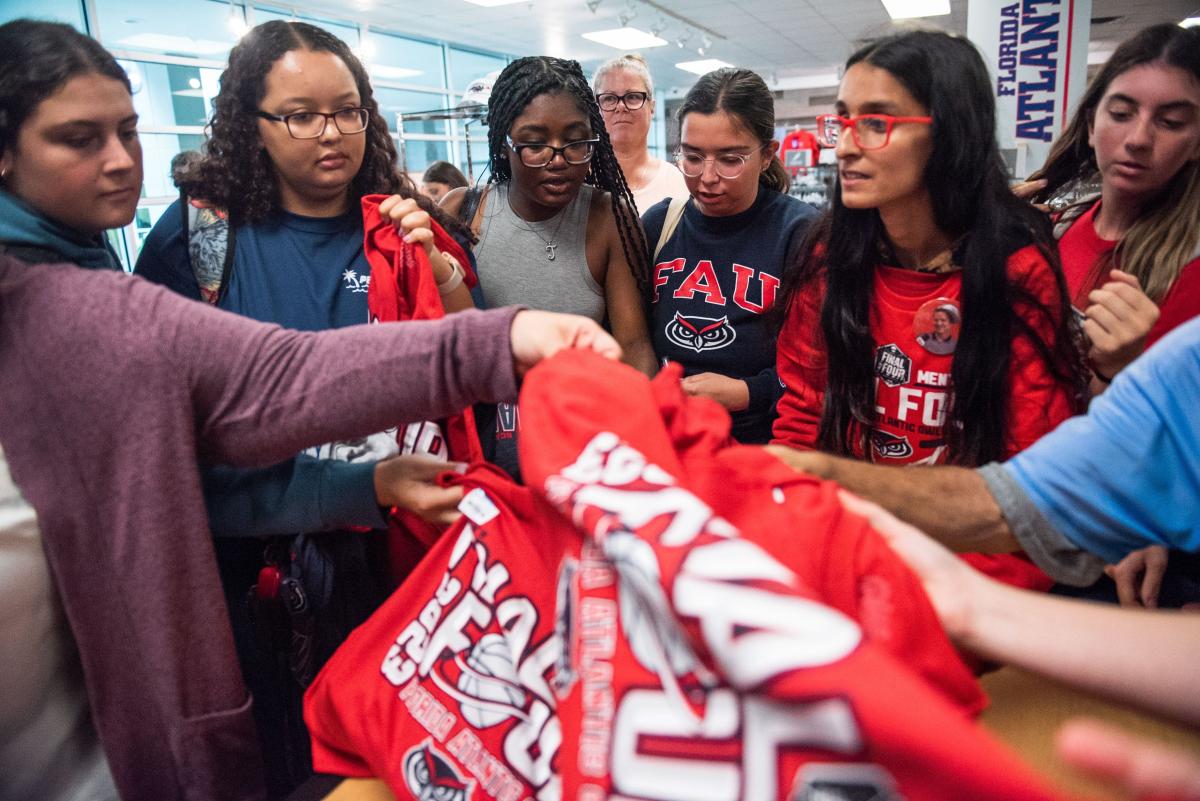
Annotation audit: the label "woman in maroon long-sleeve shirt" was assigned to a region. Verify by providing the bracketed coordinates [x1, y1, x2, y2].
[0, 19, 617, 801]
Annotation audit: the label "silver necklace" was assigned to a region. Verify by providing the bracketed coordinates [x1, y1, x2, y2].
[509, 193, 573, 261]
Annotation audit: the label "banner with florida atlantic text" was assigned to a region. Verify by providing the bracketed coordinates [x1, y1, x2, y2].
[968, 0, 1091, 178]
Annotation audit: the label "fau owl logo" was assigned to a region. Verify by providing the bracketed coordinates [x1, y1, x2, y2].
[664, 312, 736, 353]
[402, 741, 473, 801]
[870, 429, 914, 460]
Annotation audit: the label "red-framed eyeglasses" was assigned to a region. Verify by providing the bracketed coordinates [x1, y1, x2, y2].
[816, 113, 933, 150]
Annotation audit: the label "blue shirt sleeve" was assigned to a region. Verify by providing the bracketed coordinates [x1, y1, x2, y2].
[1003, 317, 1200, 563]
[202, 455, 386, 537]
[134, 198, 203, 301]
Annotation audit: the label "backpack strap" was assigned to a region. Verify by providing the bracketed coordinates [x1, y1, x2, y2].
[182, 191, 236, 305]
[652, 195, 689, 263]
[457, 185, 490, 240]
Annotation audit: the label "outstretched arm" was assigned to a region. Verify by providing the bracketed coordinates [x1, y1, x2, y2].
[840, 491, 1200, 727]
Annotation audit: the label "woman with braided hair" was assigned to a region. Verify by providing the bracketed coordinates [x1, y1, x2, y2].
[443, 55, 656, 480]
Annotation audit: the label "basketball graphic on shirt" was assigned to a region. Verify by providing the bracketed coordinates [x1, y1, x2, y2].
[455, 633, 527, 729]
[664, 312, 737, 353]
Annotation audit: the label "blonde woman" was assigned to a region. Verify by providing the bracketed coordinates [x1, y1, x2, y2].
[592, 53, 687, 211]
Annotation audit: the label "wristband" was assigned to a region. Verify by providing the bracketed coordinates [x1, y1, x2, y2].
[436, 252, 464, 296]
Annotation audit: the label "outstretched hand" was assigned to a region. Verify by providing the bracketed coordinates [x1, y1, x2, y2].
[509, 310, 623, 377]
[374, 453, 465, 526]
[837, 489, 983, 645]
[1057, 718, 1200, 800]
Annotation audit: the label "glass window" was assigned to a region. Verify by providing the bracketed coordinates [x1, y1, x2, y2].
[447, 48, 506, 96]
[93, 0, 242, 60]
[0, 0, 86, 28]
[250, 6, 359, 49]
[375, 86, 450, 136]
[457, 137, 492, 183]
[121, 60, 220, 129]
[363, 29, 445, 90]
[398, 139, 450, 175]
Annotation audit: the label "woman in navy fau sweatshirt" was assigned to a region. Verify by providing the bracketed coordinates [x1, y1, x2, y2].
[643, 68, 817, 444]
[772, 30, 1086, 592]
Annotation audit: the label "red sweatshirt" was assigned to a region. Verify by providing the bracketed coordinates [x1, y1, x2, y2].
[304, 354, 1077, 801]
[772, 246, 1075, 591]
[1059, 199, 1200, 348]
[773, 245, 1074, 460]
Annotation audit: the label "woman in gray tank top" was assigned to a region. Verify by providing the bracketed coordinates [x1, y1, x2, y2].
[440, 56, 656, 482]
[443, 56, 656, 377]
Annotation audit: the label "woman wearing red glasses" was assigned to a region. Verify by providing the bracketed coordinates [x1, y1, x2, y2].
[772, 29, 1085, 590]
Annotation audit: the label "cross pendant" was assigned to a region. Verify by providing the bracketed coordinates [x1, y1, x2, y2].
[546, 243, 557, 261]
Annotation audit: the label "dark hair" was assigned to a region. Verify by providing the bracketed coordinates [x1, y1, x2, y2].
[779, 29, 1085, 466]
[177, 20, 465, 238]
[423, 160, 469, 189]
[1030, 24, 1200, 301]
[0, 19, 131, 161]
[676, 68, 790, 193]
[485, 55, 650, 292]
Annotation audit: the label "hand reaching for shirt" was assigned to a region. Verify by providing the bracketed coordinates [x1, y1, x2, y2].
[509, 310, 622, 377]
[374, 453, 465, 526]
[680, 372, 750, 412]
[1083, 269, 1160, 383]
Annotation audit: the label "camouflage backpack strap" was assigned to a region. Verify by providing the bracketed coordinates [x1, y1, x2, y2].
[181, 191, 236, 304]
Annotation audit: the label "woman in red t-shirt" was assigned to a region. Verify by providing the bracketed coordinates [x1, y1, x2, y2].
[1029, 24, 1200, 391]
[772, 30, 1086, 591]
[1026, 24, 1200, 610]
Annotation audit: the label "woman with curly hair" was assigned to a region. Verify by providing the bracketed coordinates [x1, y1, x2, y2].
[442, 55, 656, 480]
[134, 20, 474, 794]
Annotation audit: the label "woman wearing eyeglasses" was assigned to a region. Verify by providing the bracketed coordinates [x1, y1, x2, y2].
[772, 30, 1084, 590]
[133, 20, 478, 795]
[441, 55, 655, 481]
[592, 53, 688, 212]
[643, 68, 817, 444]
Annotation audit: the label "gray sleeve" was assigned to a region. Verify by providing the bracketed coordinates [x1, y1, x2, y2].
[977, 462, 1106, 587]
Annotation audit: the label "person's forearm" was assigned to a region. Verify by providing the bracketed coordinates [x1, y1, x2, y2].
[813, 454, 1018, 552]
[622, 336, 658, 377]
[187, 305, 521, 468]
[964, 579, 1200, 726]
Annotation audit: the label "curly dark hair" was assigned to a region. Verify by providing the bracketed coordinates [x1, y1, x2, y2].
[177, 20, 467, 239]
[485, 55, 650, 292]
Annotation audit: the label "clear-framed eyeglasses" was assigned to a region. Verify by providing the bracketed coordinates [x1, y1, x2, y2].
[673, 148, 761, 179]
[595, 91, 649, 112]
[506, 137, 600, 168]
[815, 113, 933, 150]
[256, 107, 370, 139]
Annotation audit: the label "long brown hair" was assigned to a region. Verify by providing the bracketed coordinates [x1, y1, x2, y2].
[1030, 24, 1200, 301]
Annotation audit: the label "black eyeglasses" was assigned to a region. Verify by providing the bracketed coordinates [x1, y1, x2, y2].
[595, 91, 649, 111]
[256, 107, 370, 139]
[506, 137, 600, 168]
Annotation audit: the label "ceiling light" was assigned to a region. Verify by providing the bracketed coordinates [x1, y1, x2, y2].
[586, 0, 602, 11]
[226, 1, 249, 37]
[675, 30, 693, 49]
[371, 65, 424, 80]
[462, 0, 527, 6]
[650, 16, 666, 36]
[676, 58, 734, 76]
[117, 33, 233, 55]
[1181, 16, 1200, 27]
[582, 27, 668, 49]
[879, 0, 950, 19]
